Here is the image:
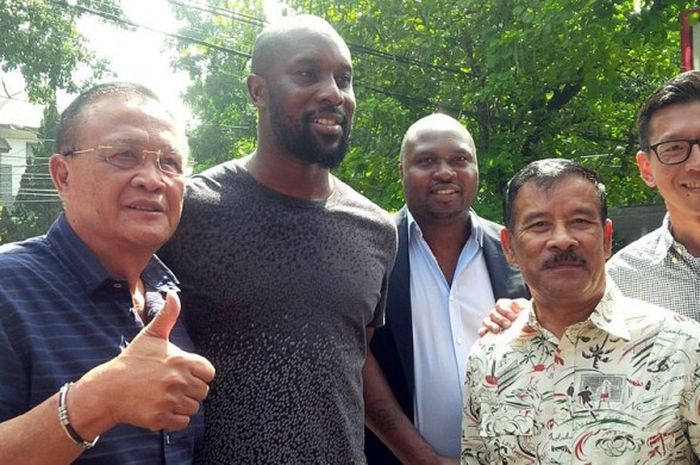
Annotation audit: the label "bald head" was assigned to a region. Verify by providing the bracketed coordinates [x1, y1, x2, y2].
[400, 113, 476, 163]
[399, 113, 479, 226]
[251, 15, 349, 76]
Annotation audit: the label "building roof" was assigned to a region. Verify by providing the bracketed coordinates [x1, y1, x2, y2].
[0, 137, 10, 153]
[0, 123, 39, 142]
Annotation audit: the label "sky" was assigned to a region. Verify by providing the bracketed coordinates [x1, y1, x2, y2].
[75, 0, 193, 125]
[0, 0, 195, 128]
[0, 0, 193, 127]
[0, 0, 291, 129]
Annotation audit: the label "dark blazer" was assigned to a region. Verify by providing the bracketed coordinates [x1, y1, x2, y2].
[365, 207, 529, 464]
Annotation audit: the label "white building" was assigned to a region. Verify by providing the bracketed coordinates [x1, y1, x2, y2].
[0, 71, 45, 210]
[0, 123, 39, 209]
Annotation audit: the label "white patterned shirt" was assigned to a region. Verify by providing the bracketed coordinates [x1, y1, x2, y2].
[461, 282, 700, 465]
[607, 214, 700, 321]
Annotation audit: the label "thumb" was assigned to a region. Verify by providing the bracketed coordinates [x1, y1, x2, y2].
[143, 290, 181, 340]
[514, 298, 529, 313]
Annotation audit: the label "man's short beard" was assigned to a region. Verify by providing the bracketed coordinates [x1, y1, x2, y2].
[269, 98, 351, 169]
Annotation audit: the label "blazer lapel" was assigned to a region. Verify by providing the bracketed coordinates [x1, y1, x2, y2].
[388, 207, 416, 395]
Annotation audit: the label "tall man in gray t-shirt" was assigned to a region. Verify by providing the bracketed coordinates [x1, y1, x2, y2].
[160, 15, 397, 465]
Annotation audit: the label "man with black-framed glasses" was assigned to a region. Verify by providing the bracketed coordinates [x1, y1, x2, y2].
[0, 82, 215, 464]
[607, 70, 700, 321]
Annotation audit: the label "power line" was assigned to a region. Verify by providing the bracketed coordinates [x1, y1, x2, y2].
[55, 0, 467, 118]
[166, 0, 468, 76]
[73, 0, 467, 99]
[9, 164, 50, 170]
[15, 190, 59, 195]
[53, 0, 252, 59]
[0, 95, 33, 103]
[9, 199, 62, 203]
[1, 153, 52, 161]
[167, 0, 266, 28]
[11, 171, 52, 176]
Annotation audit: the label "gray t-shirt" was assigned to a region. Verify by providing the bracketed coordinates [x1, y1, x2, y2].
[160, 158, 397, 465]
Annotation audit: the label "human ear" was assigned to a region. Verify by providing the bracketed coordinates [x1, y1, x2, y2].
[635, 151, 656, 188]
[500, 228, 518, 267]
[246, 74, 267, 108]
[603, 219, 613, 259]
[49, 154, 70, 197]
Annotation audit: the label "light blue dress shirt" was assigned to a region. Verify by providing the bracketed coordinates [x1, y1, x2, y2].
[408, 210, 496, 458]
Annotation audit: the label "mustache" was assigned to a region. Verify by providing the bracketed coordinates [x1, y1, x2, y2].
[543, 250, 586, 267]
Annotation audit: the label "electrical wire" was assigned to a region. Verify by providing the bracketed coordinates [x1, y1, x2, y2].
[55, 0, 465, 112]
[166, 0, 469, 75]
[52, 0, 253, 59]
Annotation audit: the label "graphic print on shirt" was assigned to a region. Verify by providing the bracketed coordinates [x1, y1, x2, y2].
[462, 287, 700, 465]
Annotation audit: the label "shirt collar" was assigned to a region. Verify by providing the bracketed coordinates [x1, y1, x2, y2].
[406, 208, 484, 247]
[519, 279, 630, 342]
[646, 213, 676, 264]
[656, 213, 697, 263]
[46, 213, 179, 295]
[587, 281, 630, 340]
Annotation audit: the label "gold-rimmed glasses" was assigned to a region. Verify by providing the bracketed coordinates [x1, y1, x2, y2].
[63, 144, 189, 176]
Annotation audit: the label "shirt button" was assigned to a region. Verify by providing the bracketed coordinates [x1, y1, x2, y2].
[165, 433, 171, 445]
[113, 283, 122, 289]
[457, 337, 464, 345]
[449, 295, 455, 302]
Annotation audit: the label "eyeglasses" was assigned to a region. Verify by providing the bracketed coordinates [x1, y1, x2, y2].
[63, 144, 188, 176]
[644, 138, 700, 165]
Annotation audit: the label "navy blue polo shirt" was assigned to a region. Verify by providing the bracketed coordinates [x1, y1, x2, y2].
[0, 214, 203, 464]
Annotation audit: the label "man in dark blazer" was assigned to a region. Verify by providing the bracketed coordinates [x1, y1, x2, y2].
[363, 114, 528, 465]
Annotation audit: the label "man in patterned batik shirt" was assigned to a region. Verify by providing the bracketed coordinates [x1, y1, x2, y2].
[461, 159, 700, 464]
[481, 72, 700, 337]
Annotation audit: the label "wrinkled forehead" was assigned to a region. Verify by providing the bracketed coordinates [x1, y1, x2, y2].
[78, 94, 172, 125]
[75, 94, 188, 154]
[514, 177, 601, 215]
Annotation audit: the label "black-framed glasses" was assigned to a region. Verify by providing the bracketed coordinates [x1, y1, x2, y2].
[644, 138, 700, 165]
[63, 144, 188, 176]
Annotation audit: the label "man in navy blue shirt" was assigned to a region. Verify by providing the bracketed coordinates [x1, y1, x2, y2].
[0, 82, 215, 464]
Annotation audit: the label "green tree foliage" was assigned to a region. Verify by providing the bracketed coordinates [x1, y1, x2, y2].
[0, 0, 121, 104]
[172, 0, 687, 219]
[0, 0, 121, 244]
[170, 1, 262, 170]
[0, 203, 42, 244]
[10, 104, 64, 239]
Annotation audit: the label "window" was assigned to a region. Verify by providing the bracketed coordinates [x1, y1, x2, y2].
[0, 163, 12, 208]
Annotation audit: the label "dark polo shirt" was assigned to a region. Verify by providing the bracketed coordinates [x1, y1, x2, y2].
[0, 214, 202, 464]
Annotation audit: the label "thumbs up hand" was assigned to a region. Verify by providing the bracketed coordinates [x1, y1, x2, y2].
[139, 290, 182, 340]
[75, 291, 215, 434]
